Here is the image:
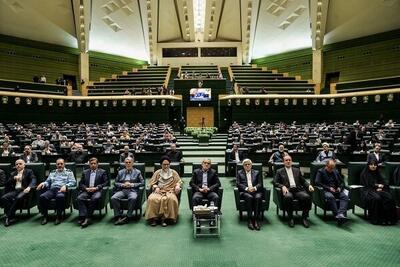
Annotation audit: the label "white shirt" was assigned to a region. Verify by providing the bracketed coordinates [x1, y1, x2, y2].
[285, 167, 296, 188]
[235, 151, 240, 162]
[374, 152, 379, 162]
[15, 170, 23, 189]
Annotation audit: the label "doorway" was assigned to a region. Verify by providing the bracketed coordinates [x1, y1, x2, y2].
[63, 74, 78, 91]
[324, 72, 340, 91]
[187, 107, 214, 127]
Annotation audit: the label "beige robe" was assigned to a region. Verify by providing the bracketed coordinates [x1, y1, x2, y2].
[145, 169, 182, 221]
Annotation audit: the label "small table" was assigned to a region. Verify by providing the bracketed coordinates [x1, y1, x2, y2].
[193, 206, 220, 238]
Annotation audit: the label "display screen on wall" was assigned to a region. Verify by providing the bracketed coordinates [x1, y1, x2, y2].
[162, 48, 198, 57]
[189, 88, 211, 101]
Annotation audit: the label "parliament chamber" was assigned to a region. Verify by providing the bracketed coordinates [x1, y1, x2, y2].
[0, 0, 400, 266]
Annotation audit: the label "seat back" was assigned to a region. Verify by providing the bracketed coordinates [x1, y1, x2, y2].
[309, 162, 326, 185]
[118, 162, 145, 179]
[154, 162, 180, 174]
[347, 162, 367, 185]
[192, 163, 219, 174]
[49, 162, 76, 178]
[236, 163, 263, 180]
[384, 162, 400, 185]
[25, 163, 46, 183]
[0, 163, 12, 179]
[83, 163, 111, 178]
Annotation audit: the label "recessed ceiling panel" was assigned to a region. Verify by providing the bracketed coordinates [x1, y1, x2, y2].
[0, 0, 77, 47]
[89, 0, 147, 60]
[217, 0, 242, 41]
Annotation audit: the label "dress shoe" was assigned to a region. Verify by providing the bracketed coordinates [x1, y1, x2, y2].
[80, 219, 91, 228]
[302, 218, 310, 228]
[254, 220, 261, 231]
[288, 219, 295, 228]
[41, 217, 48, 225]
[248, 221, 255, 230]
[114, 217, 127, 225]
[149, 219, 157, 227]
[161, 219, 167, 227]
[4, 217, 13, 227]
[54, 217, 62, 225]
[77, 218, 84, 225]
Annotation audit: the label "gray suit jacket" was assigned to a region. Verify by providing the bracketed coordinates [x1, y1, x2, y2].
[114, 168, 144, 191]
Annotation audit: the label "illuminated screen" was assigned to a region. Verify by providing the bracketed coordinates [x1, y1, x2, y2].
[189, 88, 211, 101]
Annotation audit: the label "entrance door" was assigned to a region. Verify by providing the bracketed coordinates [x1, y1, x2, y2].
[187, 107, 214, 127]
[63, 74, 78, 91]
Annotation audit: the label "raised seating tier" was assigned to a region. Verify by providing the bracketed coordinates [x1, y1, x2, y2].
[230, 65, 315, 94]
[335, 76, 400, 93]
[0, 79, 67, 95]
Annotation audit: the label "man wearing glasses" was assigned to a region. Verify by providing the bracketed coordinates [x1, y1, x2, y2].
[111, 157, 144, 225]
[1, 159, 36, 226]
[190, 158, 221, 223]
[37, 158, 76, 225]
[236, 159, 263, 230]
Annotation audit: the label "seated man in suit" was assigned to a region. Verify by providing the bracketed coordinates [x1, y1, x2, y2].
[69, 143, 88, 164]
[111, 157, 144, 225]
[0, 168, 6, 187]
[236, 158, 263, 231]
[1, 159, 36, 226]
[165, 143, 183, 162]
[119, 145, 134, 163]
[37, 158, 76, 225]
[190, 159, 221, 225]
[274, 155, 314, 228]
[20, 145, 39, 163]
[367, 143, 386, 166]
[315, 159, 349, 225]
[315, 142, 338, 163]
[268, 144, 288, 164]
[229, 144, 244, 163]
[77, 157, 109, 228]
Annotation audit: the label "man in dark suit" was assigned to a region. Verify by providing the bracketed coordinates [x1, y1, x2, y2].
[20, 145, 39, 163]
[77, 157, 109, 228]
[367, 143, 386, 166]
[111, 157, 144, 225]
[165, 143, 183, 162]
[119, 145, 134, 163]
[274, 155, 314, 228]
[236, 158, 263, 230]
[190, 159, 221, 210]
[315, 159, 349, 225]
[1, 159, 36, 226]
[229, 144, 244, 162]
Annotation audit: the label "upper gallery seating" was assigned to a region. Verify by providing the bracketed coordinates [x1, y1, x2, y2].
[229, 65, 315, 94]
[335, 76, 400, 93]
[179, 65, 222, 79]
[0, 79, 68, 95]
[87, 66, 170, 96]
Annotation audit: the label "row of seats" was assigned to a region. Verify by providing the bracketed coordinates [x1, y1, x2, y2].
[0, 79, 67, 95]
[230, 65, 315, 94]
[1, 161, 398, 224]
[87, 66, 169, 96]
[335, 75, 400, 93]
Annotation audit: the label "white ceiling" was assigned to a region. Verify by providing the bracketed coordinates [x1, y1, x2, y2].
[0, 0, 399, 61]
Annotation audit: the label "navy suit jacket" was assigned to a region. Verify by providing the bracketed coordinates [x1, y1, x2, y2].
[5, 168, 36, 192]
[274, 167, 309, 190]
[190, 168, 220, 192]
[236, 169, 263, 193]
[79, 168, 109, 192]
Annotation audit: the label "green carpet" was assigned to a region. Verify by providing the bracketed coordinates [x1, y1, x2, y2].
[0, 178, 399, 267]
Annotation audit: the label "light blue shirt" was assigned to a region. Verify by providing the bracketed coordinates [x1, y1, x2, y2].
[44, 168, 76, 189]
[89, 170, 96, 187]
[202, 171, 208, 187]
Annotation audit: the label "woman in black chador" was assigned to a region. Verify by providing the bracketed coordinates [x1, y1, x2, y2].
[360, 160, 397, 225]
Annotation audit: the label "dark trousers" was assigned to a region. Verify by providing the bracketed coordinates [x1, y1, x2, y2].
[283, 188, 311, 219]
[77, 191, 102, 218]
[365, 190, 397, 224]
[324, 191, 349, 216]
[192, 191, 220, 208]
[39, 188, 66, 217]
[1, 190, 27, 219]
[111, 189, 138, 218]
[241, 191, 263, 220]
